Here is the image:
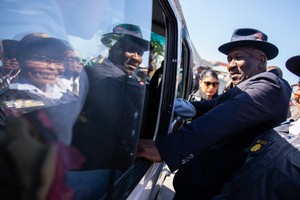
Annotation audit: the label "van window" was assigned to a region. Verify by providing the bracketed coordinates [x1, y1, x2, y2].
[178, 38, 193, 99]
[0, 0, 153, 199]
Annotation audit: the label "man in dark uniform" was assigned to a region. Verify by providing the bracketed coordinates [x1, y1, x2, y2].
[137, 28, 292, 199]
[72, 24, 150, 172]
[212, 55, 300, 200]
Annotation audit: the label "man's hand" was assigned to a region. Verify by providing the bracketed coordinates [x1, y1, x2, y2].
[136, 139, 162, 162]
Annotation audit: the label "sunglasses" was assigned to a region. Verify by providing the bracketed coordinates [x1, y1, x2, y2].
[203, 81, 219, 87]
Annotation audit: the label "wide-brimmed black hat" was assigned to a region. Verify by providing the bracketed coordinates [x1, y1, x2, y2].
[218, 28, 278, 60]
[101, 24, 150, 50]
[286, 55, 300, 77]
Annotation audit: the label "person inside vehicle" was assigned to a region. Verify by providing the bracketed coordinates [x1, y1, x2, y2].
[212, 55, 300, 200]
[72, 23, 150, 172]
[190, 69, 219, 101]
[137, 28, 291, 199]
[0, 34, 91, 200]
[0, 35, 78, 123]
[67, 23, 151, 199]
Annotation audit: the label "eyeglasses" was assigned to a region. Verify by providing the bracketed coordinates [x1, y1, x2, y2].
[30, 55, 64, 66]
[203, 81, 219, 87]
[65, 56, 83, 64]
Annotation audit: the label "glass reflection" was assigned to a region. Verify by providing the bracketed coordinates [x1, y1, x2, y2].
[0, 0, 152, 199]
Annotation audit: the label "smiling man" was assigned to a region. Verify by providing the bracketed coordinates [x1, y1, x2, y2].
[71, 24, 150, 172]
[99, 24, 149, 78]
[137, 28, 292, 199]
[226, 46, 267, 85]
[211, 54, 300, 200]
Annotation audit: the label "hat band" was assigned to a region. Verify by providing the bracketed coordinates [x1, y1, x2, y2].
[114, 28, 143, 39]
[231, 33, 265, 42]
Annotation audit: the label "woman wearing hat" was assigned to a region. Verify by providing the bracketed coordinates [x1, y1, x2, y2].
[137, 28, 292, 199]
[0, 36, 77, 118]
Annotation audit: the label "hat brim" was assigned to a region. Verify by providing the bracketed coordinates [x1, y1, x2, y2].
[218, 40, 279, 60]
[101, 33, 150, 51]
[286, 55, 300, 77]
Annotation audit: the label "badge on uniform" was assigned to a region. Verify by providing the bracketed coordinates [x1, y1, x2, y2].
[250, 143, 262, 152]
[249, 139, 270, 154]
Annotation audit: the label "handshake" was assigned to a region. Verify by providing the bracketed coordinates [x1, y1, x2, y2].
[173, 98, 196, 119]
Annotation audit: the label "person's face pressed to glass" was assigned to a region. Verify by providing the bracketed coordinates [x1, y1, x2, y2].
[110, 37, 144, 75]
[23, 55, 65, 88]
[16, 37, 69, 90]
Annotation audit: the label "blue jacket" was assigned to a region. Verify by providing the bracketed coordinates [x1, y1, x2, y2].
[156, 71, 292, 199]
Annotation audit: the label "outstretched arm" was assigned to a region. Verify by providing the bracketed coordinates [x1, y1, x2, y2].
[136, 139, 162, 162]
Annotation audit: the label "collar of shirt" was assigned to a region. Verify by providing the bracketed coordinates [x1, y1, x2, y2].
[57, 76, 79, 92]
[9, 82, 64, 99]
[289, 119, 300, 136]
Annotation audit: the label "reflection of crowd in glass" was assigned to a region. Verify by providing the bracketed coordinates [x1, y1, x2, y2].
[0, 33, 90, 199]
[0, 23, 152, 200]
[0, 33, 85, 118]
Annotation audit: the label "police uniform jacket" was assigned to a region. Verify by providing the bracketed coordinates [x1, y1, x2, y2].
[156, 71, 292, 199]
[212, 121, 300, 200]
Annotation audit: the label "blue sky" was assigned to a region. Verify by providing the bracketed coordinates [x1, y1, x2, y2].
[180, 0, 300, 85]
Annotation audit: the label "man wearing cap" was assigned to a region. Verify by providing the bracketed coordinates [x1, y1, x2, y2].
[72, 24, 150, 172]
[0, 39, 21, 84]
[212, 56, 300, 200]
[137, 28, 291, 199]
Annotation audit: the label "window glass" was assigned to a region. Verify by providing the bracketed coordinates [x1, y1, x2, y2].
[0, 0, 152, 199]
[177, 41, 190, 98]
[148, 32, 165, 81]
